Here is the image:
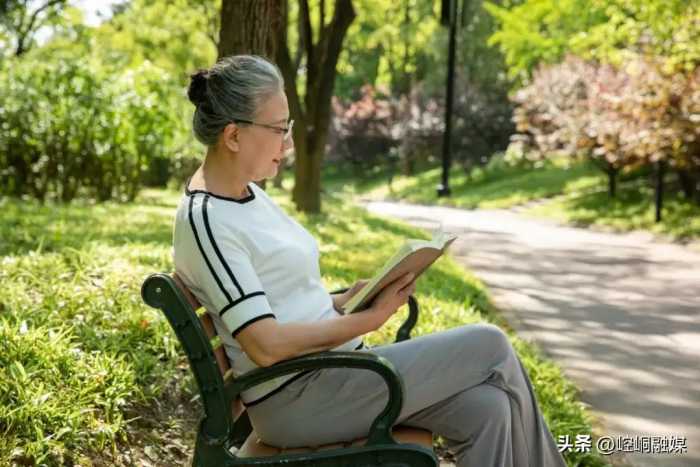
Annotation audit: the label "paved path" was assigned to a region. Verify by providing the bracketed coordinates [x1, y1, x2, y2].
[363, 201, 700, 467]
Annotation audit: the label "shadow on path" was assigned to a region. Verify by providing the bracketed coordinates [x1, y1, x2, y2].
[364, 201, 700, 467]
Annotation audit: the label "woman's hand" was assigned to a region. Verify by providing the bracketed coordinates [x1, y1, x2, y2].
[363, 272, 416, 331]
[333, 279, 370, 313]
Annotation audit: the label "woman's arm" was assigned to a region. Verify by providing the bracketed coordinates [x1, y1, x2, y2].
[236, 273, 415, 367]
[236, 313, 373, 367]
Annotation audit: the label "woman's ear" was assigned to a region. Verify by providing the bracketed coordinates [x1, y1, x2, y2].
[222, 123, 240, 152]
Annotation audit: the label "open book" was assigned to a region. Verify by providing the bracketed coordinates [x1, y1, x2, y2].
[342, 232, 457, 313]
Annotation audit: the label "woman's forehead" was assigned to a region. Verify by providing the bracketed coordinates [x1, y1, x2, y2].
[256, 91, 289, 122]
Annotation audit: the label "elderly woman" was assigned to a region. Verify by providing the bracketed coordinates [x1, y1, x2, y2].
[173, 55, 566, 467]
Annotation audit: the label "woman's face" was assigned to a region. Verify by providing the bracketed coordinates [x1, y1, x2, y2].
[235, 90, 294, 182]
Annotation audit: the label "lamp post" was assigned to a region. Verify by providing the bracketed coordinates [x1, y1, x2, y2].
[437, 0, 459, 197]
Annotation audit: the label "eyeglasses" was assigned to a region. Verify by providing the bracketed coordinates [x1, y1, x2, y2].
[232, 119, 295, 142]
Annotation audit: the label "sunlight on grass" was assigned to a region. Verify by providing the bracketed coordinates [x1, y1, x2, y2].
[360, 158, 602, 210]
[528, 185, 700, 241]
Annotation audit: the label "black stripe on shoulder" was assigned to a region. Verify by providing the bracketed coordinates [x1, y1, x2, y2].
[202, 195, 246, 297]
[231, 313, 276, 338]
[355, 341, 364, 350]
[188, 194, 233, 303]
[219, 291, 267, 317]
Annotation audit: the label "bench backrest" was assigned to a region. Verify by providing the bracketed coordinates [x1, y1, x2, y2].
[141, 273, 243, 440]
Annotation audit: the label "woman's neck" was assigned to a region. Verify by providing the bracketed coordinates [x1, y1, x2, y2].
[196, 147, 251, 199]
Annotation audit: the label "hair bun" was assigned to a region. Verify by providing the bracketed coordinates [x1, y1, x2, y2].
[188, 69, 209, 106]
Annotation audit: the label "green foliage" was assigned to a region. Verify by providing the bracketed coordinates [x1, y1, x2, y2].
[485, 0, 607, 84]
[571, 0, 700, 72]
[485, 0, 700, 84]
[334, 0, 511, 99]
[458, 0, 516, 93]
[91, 0, 219, 78]
[0, 0, 218, 202]
[0, 54, 189, 201]
[335, 0, 442, 99]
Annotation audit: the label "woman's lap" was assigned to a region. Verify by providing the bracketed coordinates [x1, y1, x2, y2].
[246, 322, 513, 448]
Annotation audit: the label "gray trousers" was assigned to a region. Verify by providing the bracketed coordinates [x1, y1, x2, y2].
[247, 323, 567, 467]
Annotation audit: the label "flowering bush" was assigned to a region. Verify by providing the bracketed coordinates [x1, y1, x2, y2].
[508, 55, 700, 202]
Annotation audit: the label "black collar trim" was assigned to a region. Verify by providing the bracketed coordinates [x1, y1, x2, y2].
[185, 178, 256, 204]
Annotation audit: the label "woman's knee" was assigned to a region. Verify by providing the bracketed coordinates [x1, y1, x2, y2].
[467, 322, 515, 362]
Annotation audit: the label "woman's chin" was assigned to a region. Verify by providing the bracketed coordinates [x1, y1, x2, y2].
[254, 169, 277, 182]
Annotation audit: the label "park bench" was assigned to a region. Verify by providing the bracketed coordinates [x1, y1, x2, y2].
[141, 272, 439, 467]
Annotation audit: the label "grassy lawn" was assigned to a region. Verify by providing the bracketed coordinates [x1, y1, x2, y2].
[337, 157, 700, 241]
[352, 158, 602, 209]
[1, 188, 608, 466]
[526, 180, 700, 241]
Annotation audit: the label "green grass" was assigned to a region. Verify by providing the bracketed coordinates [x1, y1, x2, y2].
[0, 188, 608, 466]
[527, 180, 700, 241]
[356, 158, 603, 209]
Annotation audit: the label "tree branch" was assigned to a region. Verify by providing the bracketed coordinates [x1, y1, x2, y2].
[15, 0, 64, 55]
[319, 0, 326, 44]
[300, 0, 315, 83]
[311, 0, 355, 132]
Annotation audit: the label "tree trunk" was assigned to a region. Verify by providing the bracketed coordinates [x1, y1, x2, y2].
[218, 0, 286, 191]
[677, 168, 695, 200]
[293, 146, 323, 212]
[398, 0, 412, 96]
[655, 160, 666, 223]
[607, 164, 617, 198]
[218, 0, 284, 59]
[278, 0, 356, 213]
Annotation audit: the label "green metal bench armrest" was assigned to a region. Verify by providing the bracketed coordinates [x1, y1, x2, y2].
[330, 288, 419, 343]
[225, 351, 404, 447]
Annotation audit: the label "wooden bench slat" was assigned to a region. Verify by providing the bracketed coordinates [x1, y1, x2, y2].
[238, 426, 433, 458]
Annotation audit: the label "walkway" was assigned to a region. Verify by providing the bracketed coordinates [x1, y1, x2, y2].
[363, 201, 700, 467]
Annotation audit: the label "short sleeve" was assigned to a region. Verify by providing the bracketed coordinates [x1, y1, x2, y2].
[184, 195, 275, 338]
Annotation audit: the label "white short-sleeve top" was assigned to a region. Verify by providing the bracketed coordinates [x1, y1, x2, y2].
[173, 181, 362, 406]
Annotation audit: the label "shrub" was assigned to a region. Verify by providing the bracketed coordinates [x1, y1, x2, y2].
[327, 80, 513, 176]
[0, 56, 189, 202]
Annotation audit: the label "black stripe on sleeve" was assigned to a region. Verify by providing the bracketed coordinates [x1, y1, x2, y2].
[188, 194, 233, 303]
[219, 291, 267, 317]
[201, 194, 246, 297]
[230, 313, 276, 338]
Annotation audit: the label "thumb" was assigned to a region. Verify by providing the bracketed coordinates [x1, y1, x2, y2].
[402, 272, 415, 284]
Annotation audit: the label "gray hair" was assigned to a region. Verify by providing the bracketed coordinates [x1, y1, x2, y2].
[187, 55, 284, 146]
